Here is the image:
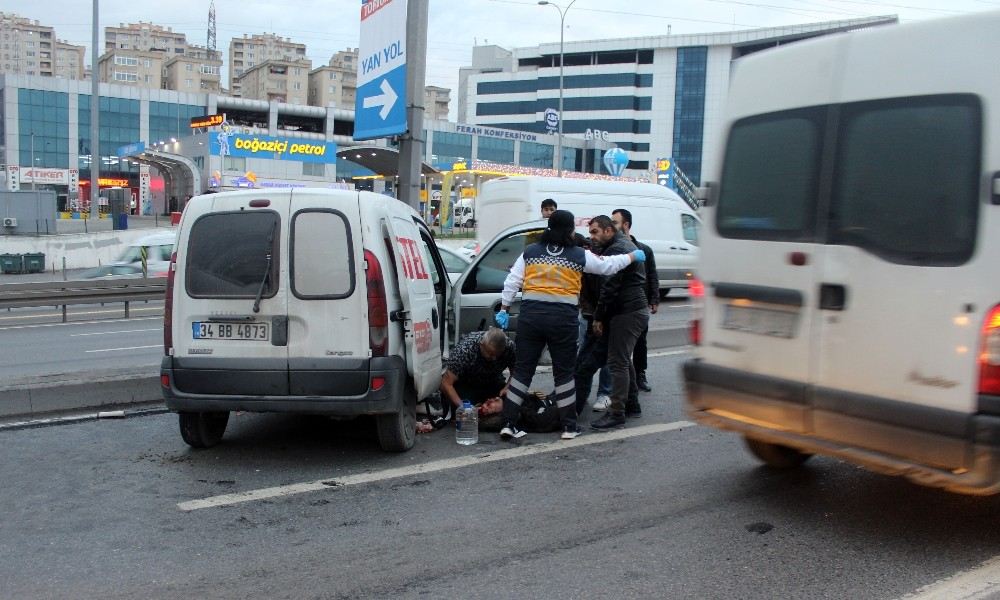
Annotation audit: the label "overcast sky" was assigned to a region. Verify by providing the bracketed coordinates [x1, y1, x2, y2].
[4, 0, 999, 119]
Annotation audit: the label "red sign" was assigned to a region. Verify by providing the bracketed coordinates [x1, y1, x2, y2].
[414, 320, 432, 353]
[396, 237, 429, 280]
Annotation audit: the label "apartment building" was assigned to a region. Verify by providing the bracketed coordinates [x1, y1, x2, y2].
[0, 12, 83, 78]
[229, 33, 307, 97]
[307, 48, 358, 108]
[97, 50, 164, 88]
[424, 85, 451, 120]
[237, 58, 311, 105]
[163, 46, 222, 93]
[105, 22, 187, 56]
[54, 40, 85, 80]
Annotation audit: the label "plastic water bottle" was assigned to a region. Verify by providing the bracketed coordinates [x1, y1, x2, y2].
[455, 400, 479, 445]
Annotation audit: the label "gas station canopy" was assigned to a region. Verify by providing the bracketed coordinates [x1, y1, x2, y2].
[337, 146, 438, 177]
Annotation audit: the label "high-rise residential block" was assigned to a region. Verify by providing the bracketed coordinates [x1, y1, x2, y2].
[229, 33, 306, 97]
[237, 58, 311, 105]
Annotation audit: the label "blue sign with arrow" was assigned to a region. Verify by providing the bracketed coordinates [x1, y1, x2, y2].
[354, 0, 408, 141]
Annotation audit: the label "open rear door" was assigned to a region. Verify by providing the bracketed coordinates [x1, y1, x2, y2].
[382, 210, 442, 400]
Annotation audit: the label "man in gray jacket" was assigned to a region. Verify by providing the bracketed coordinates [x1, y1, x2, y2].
[589, 216, 650, 430]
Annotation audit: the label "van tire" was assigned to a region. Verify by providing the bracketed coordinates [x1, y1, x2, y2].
[743, 436, 812, 469]
[179, 411, 230, 449]
[376, 386, 416, 452]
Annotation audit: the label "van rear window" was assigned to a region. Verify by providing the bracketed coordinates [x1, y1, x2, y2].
[716, 107, 825, 241]
[185, 211, 280, 298]
[290, 209, 355, 299]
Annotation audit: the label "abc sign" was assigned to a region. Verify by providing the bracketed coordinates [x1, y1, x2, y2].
[584, 128, 611, 142]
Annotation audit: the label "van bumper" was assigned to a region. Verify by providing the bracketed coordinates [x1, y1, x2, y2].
[160, 355, 408, 416]
[684, 359, 1000, 496]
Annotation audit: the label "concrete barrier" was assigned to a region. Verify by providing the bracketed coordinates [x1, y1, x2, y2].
[0, 326, 693, 423]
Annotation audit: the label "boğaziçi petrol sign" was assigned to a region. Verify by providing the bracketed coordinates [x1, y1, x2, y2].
[209, 133, 338, 164]
[190, 114, 225, 128]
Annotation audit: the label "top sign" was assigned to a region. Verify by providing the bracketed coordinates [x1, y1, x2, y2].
[190, 114, 225, 129]
[354, 0, 408, 141]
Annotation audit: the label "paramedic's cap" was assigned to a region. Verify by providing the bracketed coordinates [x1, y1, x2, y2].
[547, 209, 575, 233]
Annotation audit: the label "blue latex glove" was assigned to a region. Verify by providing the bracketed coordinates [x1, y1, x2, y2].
[631, 249, 646, 263]
[495, 309, 509, 330]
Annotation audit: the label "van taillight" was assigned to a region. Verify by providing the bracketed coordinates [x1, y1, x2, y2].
[689, 277, 704, 346]
[163, 251, 176, 354]
[365, 250, 389, 357]
[978, 305, 1000, 395]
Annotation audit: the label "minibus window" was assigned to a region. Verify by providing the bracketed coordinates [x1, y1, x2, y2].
[716, 107, 825, 241]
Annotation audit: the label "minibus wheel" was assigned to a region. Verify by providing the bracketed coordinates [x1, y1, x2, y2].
[376, 385, 417, 452]
[743, 436, 812, 469]
[179, 411, 230, 449]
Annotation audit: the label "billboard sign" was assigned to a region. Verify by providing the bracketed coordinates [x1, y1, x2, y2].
[209, 133, 337, 164]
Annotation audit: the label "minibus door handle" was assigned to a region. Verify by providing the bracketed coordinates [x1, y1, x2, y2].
[431, 308, 439, 329]
[819, 284, 847, 311]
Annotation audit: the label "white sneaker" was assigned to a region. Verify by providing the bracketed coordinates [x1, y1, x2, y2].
[500, 423, 527, 440]
[561, 425, 583, 440]
[592, 395, 611, 412]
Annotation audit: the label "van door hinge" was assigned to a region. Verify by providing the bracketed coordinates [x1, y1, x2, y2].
[390, 309, 410, 323]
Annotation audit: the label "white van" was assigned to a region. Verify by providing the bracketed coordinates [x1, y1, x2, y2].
[684, 12, 1000, 494]
[161, 189, 450, 452]
[476, 176, 700, 295]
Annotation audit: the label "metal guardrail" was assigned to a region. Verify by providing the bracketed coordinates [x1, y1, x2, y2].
[0, 277, 167, 321]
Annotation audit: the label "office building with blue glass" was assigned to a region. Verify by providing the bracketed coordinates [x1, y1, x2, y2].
[458, 16, 897, 185]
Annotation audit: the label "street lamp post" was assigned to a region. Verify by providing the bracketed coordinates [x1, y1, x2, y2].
[538, 0, 576, 177]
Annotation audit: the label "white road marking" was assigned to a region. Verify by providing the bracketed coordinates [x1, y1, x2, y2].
[85, 345, 161, 353]
[178, 420, 696, 512]
[901, 555, 1000, 599]
[0, 316, 161, 332]
[70, 328, 160, 337]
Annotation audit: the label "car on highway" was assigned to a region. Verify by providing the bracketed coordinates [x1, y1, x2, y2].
[79, 264, 145, 279]
[107, 232, 176, 278]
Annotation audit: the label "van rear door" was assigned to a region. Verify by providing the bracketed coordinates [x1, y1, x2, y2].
[172, 192, 290, 396]
[285, 190, 370, 396]
[698, 107, 830, 433]
[810, 94, 983, 467]
[382, 206, 443, 400]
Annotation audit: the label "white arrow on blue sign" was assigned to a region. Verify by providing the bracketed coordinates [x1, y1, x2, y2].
[354, 0, 408, 141]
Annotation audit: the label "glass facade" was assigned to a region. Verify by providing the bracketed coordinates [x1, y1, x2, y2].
[431, 131, 472, 166]
[518, 141, 553, 169]
[477, 96, 652, 116]
[490, 119, 650, 135]
[476, 136, 514, 164]
[477, 73, 653, 95]
[78, 94, 141, 177]
[18, 89, 69, 168]
[149, 102, 205, 146]
[672, 46, 708, 185]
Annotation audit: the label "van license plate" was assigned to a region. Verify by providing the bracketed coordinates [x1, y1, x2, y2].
[192, 322, 270, 341]
[722, 305, 797, 338]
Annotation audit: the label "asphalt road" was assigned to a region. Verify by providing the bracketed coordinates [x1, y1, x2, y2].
[3, 353, 1000, 599]
[0, 296, 693, 379]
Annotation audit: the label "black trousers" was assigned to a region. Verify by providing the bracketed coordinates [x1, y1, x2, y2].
[606, 308, 650, 414]
[633, 326, 649, 372]
[502, 302, 579, 430]
[575, 320, 638, 414]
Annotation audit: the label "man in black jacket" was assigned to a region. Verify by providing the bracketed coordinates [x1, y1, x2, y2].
[589, 215, 650, 430]
[612, 208, 659, 392]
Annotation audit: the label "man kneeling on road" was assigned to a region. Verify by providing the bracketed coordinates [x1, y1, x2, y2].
[439, 328, 515, 420]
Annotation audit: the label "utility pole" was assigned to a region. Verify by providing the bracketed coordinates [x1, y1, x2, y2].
[90, 0, 100, 219]
[397, 0, 428, 211]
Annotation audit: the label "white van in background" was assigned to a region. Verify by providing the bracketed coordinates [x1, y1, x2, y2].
[476, 176, 700, 295]
[684, 11, 1000, 494]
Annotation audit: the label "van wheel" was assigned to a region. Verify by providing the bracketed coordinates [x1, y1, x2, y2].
[376, 387, 417, 452]
[743, 436, 812, 469]
[660, 288, 670, 299]
[179, 411, 230, 449]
